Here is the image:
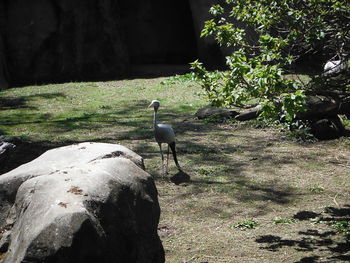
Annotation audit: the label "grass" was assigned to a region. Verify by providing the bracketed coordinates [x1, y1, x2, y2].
[308, 184, 325, 193]
[272, 217, 298, 224]
[1, 75, 350, 262]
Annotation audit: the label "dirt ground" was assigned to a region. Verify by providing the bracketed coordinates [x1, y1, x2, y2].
[143, 119, 350, 263]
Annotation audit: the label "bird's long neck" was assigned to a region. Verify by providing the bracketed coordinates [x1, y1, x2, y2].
[153, 110, 158, 128]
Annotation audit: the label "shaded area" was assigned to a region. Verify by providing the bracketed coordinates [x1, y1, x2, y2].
[0, 0, 225, 86]
[256, 206, 350, 262]
[0, 92, 66, 110]
[119, 0, 197, 65]
[3, 0, 129, 86]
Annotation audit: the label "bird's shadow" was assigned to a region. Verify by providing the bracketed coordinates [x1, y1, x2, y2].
[170, 169, 191, 185]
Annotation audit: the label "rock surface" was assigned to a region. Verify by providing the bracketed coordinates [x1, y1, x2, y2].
[0, 142, 164, 263]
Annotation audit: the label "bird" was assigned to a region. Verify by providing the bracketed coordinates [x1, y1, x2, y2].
[148, 100, 181, 174]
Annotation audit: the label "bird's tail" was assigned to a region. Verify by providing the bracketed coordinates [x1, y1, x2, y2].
[169, 142, 181, 171]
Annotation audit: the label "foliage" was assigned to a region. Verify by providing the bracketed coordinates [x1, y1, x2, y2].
[191, 0, 350, 123]
[231, 219, 259, 230]
[330, 220, 350, 235]
[284, 120, 317, 142]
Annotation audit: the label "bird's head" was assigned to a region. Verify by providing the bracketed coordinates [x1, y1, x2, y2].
[148, 100, 160, 111]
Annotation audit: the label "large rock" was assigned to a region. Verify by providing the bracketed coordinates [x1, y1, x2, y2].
[0, 142, 164, 263]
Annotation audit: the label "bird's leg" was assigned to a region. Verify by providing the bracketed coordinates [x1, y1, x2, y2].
[158, 143, 165, 175]
[166, 144, 170, 174]
[169, 142, 182, 171]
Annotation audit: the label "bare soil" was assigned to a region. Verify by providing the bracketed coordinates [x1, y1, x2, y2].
[143, 119, 350, 263]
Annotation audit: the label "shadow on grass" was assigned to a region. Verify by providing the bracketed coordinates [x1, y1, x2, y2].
[0, 92, 67, 110]
[0, 99, 217, 171]
[255, 206, 350, 262]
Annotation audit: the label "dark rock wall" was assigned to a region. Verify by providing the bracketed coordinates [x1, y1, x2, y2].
[189, 0, 227, 69]
[119, 0, 197, 65]
[3, 0, 129, 86]
[0, 1, 9, 89]
[0, 0, 226, 87]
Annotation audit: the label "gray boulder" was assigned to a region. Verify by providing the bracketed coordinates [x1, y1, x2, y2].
[0, 142, 164, 263]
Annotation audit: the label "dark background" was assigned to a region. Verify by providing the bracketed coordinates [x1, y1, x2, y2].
[0, 0, 229, 88]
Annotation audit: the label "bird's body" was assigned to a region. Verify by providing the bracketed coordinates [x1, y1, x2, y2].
[154, 124, 175, 144]
[149, 100, 181, 174]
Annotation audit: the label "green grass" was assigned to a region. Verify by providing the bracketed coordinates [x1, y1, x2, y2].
[272, 217, 298, 224]
[1, 75, 350, 263]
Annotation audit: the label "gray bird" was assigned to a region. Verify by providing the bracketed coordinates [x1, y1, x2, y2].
[149, 100, 181, 174]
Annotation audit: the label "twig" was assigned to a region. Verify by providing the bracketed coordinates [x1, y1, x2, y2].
[183, 255, 198, 263]
[326, 192, 341, 208]
[328, 160, 350, 169]
[333, 194, 340, 208]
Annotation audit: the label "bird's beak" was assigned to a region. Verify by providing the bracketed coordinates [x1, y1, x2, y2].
[148, 103, 153, 108]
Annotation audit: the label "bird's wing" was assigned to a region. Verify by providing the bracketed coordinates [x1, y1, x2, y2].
[155, 124, 176, 143]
